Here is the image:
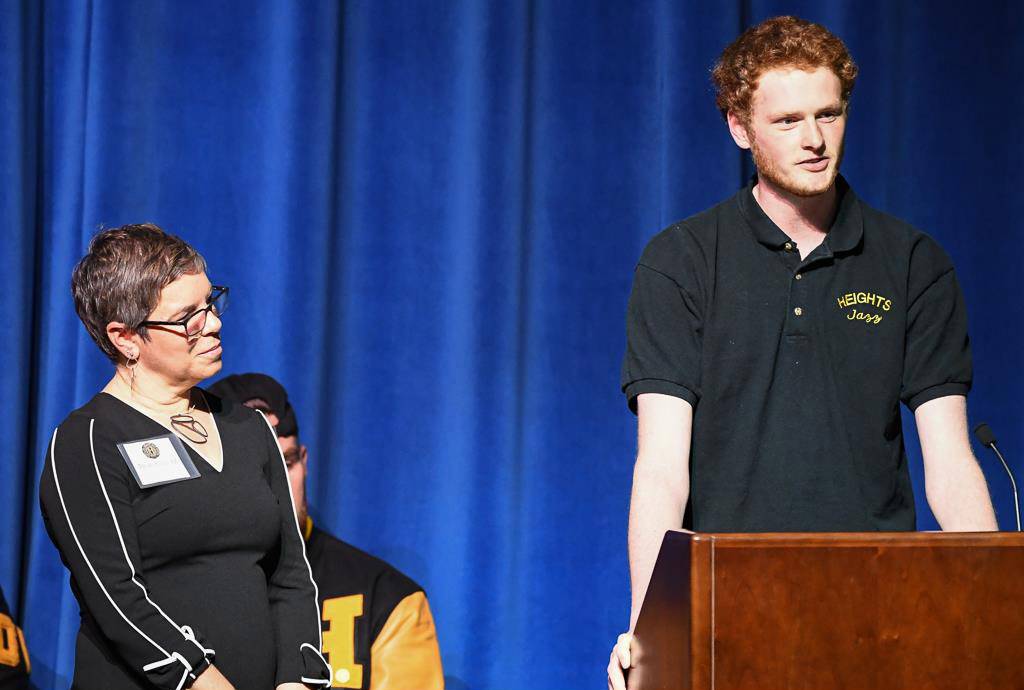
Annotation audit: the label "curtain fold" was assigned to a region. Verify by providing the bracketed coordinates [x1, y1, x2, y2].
[0, 0, 40, 630]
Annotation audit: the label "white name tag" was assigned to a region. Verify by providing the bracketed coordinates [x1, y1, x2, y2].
[117, 434, 201, 489]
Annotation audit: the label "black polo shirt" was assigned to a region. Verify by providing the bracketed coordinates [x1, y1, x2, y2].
[621, 175, 971, 532]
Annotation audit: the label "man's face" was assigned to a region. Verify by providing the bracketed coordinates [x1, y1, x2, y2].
[278, 433, 309, 528]
[242, 397, 307, 527]
[729, 66, 846, 197]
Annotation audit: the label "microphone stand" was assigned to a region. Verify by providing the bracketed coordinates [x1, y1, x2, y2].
[974, 422, 1022, 531]
[989, 442, 1021, 532]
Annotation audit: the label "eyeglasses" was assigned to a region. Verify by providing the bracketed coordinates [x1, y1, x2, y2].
[140, 286, 229, 338]
[282, 448, 302, 468]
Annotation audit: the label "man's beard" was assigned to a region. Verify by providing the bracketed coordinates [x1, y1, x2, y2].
[749, 135, 844, 198]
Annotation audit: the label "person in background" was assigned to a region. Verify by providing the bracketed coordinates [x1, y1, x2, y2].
[209, 373, 444, 690]
[0, 585, 30, 690]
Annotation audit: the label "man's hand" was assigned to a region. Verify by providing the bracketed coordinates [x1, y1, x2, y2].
[606, 632, 633, 690]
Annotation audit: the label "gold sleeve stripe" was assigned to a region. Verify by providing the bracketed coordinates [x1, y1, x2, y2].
[369, 591, 444, 690]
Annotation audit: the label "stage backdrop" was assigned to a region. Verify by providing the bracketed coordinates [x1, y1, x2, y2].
[3, 1, 1022, 688]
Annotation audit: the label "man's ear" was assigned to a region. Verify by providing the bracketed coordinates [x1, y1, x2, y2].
[726, 111, 752, 150]
[300, 445, 309, 468]
[106, 321, 139, 360]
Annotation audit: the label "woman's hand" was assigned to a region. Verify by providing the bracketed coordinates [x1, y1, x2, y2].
[191, 664, 236, 690]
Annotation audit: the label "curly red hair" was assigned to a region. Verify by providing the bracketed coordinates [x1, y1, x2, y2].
[712, 16, 858, 123]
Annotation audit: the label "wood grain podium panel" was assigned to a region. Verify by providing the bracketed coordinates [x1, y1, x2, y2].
[630, 531, 1024, 690]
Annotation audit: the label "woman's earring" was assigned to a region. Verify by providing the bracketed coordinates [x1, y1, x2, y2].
[126, 353, 138, 390]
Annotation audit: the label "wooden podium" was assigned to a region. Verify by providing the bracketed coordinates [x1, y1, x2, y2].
[629, 530, 1024, 690]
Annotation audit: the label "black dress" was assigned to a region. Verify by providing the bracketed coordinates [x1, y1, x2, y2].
[39, 392, 331, 690]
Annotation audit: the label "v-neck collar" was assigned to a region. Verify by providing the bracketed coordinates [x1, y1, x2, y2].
[99, 390, 225, 473]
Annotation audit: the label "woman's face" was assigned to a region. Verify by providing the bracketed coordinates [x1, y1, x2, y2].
[135, 272, 224, 387]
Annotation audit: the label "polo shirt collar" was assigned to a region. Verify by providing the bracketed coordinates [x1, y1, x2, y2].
[736, 173, 864, 256]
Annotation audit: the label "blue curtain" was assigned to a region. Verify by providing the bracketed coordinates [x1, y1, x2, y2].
[4, 1, 1022, 688]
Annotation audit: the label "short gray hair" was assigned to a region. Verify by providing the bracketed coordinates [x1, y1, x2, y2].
[71, 223, 207, 362]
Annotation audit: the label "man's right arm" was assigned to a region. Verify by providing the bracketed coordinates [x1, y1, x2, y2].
[614, 230, 703, 689]
[610, 393, 692, 690]
[627, 393, 692, 629]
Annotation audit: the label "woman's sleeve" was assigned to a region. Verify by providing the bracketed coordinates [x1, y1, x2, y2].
[38, 415, 215, 690]
[256, 412, 332, 688]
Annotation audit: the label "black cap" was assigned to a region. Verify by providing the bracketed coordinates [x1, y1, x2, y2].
[207, 372, 299, 437]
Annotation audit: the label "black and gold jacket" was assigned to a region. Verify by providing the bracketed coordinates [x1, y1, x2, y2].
[0, 586, 29, 690]
[305, 518, 444, 690]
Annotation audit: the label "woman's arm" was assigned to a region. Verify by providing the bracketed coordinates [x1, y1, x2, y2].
[39, 415, 218, 690]
[255, 412, 332, 688]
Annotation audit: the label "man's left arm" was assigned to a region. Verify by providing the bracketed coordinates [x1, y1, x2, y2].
[915, 395, 998, 531]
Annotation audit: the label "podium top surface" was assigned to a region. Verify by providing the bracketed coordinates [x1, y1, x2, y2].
[676, 528, 1024, 548]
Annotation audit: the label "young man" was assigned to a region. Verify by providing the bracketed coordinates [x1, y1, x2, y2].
[209, 374, 444, 690]
[608, 16, 997, 689]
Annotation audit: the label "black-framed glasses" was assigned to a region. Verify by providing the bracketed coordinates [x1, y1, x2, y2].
[140, 286, 229, 338]
[282, 447, 302, 468]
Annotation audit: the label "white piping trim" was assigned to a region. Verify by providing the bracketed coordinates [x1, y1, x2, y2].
[174, 665, 189, 690]
[301, 641, 331, 677]
[182, 625, 215, 657]
[143, 656, 180, 672]
[49, 426, 173, 670]
[86, 419, 209, 659]
[256, 411, 327, 656]
[171, 652, 192, 672]
[143, 651, 193, 674]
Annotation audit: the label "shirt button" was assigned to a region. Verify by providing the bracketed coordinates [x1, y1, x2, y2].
[784, 242, 794, 251]
[794, 307, 803, 316]
[795, 273, 803, 280]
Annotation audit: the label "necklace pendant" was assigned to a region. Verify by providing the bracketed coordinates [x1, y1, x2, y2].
[171, 413, 209, 444]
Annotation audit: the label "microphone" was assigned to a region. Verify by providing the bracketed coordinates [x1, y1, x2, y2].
[973, 423, 1021, 531]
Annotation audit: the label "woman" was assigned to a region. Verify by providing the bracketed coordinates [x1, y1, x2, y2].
[39, 224, 331, 690]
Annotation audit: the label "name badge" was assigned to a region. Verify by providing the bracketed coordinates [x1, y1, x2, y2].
[116, 434, 201, 489]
